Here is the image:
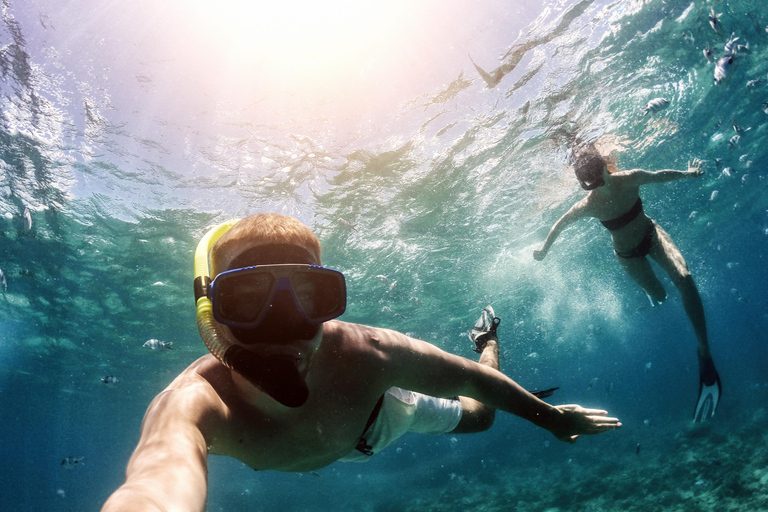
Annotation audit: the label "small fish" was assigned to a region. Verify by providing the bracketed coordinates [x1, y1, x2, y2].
[730, 288, 749, 304]
[721, 167, 733, 178]
[746, 78, 761, 88]
[101, 375, 119, 384]
[375, 275, 390, 285]
[709, 8, 722, 34]
[737, 43, 750, 54]
[714, 55, 734, 85]
[714, 158, 722, 169]
[703, 44, 713, 61]
[587, 377, 598, 390]
[23, 207, 32, 231]
[728, 135, 740, 148]
[337, 218, 358, 231]
[636, 443, 641, 455]
[723, 33, 739, 56]
[645, 362, 652, 374]
[61, 456, 84, 469]
[530, 387, 559, 399]
[0, 268, 6, 292]
[143, 339, 172, 349]
[641, 98, 669, 116]
[683, 31, 694, 45]
[409, 296, 423, 307]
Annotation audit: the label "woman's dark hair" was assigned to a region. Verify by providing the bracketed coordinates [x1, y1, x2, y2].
[572, 143, 607, 183]
[551, 127, 610, 189]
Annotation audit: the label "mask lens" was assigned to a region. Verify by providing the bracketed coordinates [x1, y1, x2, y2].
[290, 269, 346, 321]
[211, 265, 346, 328]
[214, 271, 275, 325]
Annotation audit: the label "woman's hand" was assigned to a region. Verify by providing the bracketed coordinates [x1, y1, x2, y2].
[548, 404, 622, 443]
[533, 248, 547, 261]
[687, 158, 704, 177]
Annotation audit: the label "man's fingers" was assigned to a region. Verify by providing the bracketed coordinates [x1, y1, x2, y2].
[587, 416, 622, 430]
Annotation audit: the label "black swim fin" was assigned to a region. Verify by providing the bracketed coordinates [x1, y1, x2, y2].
[529, 387, 560, 400]
[469, 306, 500, 353]
[693, 357, 722, 422]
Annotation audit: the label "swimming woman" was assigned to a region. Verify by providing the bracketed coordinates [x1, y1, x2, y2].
[533, 141, 721, 422]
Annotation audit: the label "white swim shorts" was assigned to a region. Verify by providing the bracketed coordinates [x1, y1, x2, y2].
[339, 387, 463, 463]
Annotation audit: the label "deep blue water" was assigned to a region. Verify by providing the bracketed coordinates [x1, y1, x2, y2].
[1, 0, 767, 510]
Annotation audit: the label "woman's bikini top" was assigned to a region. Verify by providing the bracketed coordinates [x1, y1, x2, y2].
[600, 197, 643, 231]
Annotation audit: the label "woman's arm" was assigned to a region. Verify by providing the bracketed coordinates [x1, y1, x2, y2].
[533, 200, 589, 260]
[626, 158, 704, 186]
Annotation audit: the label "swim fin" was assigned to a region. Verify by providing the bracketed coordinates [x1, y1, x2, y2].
[529, 387, 559, 399]
[469, 305, 500, 353]
[693, 356, 722, 422]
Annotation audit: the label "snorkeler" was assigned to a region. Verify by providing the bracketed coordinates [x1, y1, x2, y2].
[533, 141, 721, 422]
[102, 213, 620, 511]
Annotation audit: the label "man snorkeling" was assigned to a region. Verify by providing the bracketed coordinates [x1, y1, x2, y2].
[102, 213, 620, 512]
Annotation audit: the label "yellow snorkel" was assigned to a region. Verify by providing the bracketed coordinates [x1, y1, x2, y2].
[193, 218, 311, 407]
[194, 219, 240, 364]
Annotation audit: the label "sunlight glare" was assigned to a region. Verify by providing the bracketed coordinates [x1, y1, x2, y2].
[188, 0, 414, 89]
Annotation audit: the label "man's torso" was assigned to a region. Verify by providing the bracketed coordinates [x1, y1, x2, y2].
[166, 321, 395, 472]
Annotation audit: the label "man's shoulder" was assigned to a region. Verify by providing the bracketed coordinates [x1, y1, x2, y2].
[321, 320, 410, 364]
[323, 320, 403, 346]
[148, 356, 228, 419]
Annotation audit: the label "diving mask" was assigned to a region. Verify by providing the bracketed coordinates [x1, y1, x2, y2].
[209, 264, 346, 330]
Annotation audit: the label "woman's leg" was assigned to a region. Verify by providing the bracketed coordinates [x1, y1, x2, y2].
[649, 222, 720, 420]
[647, 223, 710, 358]
[616, 252, 667, 304]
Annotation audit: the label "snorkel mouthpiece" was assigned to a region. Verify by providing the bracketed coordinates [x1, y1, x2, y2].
[579, 176, 605, 190]
[225, 346, 309, 408]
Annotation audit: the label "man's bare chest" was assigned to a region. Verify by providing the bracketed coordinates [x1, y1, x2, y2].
[211, 394, 380, 472]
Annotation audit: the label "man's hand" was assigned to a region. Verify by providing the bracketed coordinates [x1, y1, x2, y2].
[548, 404, 621, 443]
[687, 158, 704, 177]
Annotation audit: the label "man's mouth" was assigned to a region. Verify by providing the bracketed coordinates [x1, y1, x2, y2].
[226, 347, 310, 407]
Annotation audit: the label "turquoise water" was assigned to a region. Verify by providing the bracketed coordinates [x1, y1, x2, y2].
[1, 0, 767, 510]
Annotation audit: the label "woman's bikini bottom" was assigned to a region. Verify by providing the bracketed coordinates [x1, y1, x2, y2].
[614, 222, 657, 259]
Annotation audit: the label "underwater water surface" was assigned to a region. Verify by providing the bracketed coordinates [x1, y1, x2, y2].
[1, 0, 767, 510]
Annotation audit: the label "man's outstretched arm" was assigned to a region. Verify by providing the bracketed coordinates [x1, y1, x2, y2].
[380, 330, 621, 442]
[102, 387, 211, 512]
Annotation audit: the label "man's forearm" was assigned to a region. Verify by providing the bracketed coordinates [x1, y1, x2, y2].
[465, 364, 561, 431]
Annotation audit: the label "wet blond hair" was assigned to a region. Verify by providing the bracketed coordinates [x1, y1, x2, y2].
[211, 213, 321, 274]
